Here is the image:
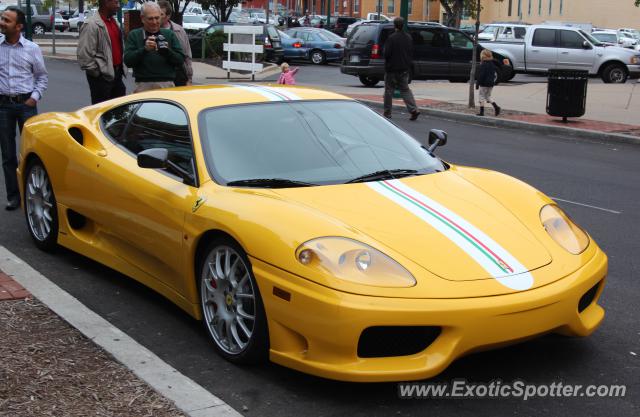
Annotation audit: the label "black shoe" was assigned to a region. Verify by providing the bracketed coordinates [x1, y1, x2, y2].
[5, 199, 19, 211]
[409, 110, 420, 121]
[477, 106, 485, 116]
[492, 103, 501, 116]
[383, 111, 392, 119]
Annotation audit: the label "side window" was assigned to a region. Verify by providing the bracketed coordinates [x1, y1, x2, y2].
[532, 29, 556, 47]
[448, 31, 473, 49]
[559, 30, 585, 49]
[515, 27, 527, 39]
[101, 103, 139, 142]
[122, 102, 194, 178]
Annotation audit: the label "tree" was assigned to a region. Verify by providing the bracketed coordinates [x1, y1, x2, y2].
[200, 0, 242, 22]
[134, 0, 192, 17]
[432, 0, 503, 28]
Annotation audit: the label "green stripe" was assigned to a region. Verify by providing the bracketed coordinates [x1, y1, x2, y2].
[379, 181, 509, 274]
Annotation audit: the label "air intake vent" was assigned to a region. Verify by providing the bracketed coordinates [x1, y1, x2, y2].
[358, 326, 441, 358]
[68, 127, 84, 145]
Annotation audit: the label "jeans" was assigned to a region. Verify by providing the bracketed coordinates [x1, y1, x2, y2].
[86, 66, 126, 105]
[383, 71, 418, 114]
[0, 102, 37, 203]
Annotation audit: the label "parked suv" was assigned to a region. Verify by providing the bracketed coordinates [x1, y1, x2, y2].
[341, 22, 513, 86]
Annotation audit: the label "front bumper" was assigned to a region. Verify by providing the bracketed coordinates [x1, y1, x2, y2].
[253, 247, 607, 382]
[626, 64, 640, 79]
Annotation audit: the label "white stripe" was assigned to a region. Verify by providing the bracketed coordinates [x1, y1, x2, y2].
[231, 84, 285, 101]
[368, 180, 534, 291]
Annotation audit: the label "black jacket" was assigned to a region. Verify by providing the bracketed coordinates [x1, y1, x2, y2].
[477, 60, 498, 87]
[384, 31, 413, 73]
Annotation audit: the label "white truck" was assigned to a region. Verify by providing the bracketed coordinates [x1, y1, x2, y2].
[481, 24, 640, 83]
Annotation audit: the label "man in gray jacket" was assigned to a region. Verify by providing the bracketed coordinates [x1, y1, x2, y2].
[158, 0, 192, 86]
[77, 0, 125, 104]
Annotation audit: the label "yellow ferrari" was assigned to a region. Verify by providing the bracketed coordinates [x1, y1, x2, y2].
[18, 85, 607, 382]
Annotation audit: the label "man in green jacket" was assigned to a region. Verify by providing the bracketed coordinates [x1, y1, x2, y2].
[124, 2, 184, 93]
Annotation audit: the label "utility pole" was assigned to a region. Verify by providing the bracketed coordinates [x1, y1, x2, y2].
[468, 0, 481, 108]
[400, 0, 408, 23]
[327, 0, 331, 29]
[25, 0, 32, 40]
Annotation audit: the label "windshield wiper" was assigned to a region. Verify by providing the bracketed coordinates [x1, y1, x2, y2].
[226, 178, 317, 188]
[346, 169, 419, 184]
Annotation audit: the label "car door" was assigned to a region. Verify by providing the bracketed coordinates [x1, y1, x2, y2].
[447, 29, 475, 78]
[556, 29, 596, 70]
[528, 28, 558, 71]
[409, 27, 449, 78]
[93, 101, 198, 295]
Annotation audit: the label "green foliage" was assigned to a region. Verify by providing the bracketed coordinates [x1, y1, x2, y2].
[200, 0, 241, 22]
[432, 0, 504, 27]
[203, 30, 226, 58]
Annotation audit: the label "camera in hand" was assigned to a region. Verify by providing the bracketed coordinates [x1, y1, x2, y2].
[156, 34, 169, 51]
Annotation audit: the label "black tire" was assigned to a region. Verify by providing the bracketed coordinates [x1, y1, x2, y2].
[24, 159, 59, 252]
[359, 75, 380, 87]
[601, 63, 628, 83]
[310, 49, 326, 65]
[198, 237, 269, 364]
[500, 66, 516, 82]
[32, 23, 46, 35]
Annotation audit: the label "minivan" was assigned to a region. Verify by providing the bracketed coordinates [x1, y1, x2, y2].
[341, 22, 513, 86]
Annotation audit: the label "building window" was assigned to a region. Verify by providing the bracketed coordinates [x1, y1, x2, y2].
[388, 0, 395, 14]
[508, 0, 513, 16]
[549, 0, 553, 15]
[528, 0, 532, 15]
[538, 0, 542, 15]
[560, 0, 563, 15]
[517, 0, 522, 17]
[354, 0, 359, 13]
[335, 0, 339, 13]
[408, 0, 412, 15]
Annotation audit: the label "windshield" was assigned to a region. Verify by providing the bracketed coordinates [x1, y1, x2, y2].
[580, 30, 603, 46]
[199, 101, 445, 187]
[184, 15, 205, 23]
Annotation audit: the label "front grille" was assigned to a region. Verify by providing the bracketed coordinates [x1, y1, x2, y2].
[357, 326, 441, 358]
[578, 280, 602, 313]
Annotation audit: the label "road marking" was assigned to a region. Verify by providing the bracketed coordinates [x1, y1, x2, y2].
[550, 197, 622, 215]
[0, 246, 242, 417]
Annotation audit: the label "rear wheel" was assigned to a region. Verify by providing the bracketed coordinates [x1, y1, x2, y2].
[199, 238, 269, 364]
[24, 159, 58, 251]
[32, 23, 46, 35]
[500, 66, 516, 82]
[601, 63, 628, 83]
[359, 75, 380, 87]
[310, 49, 326, 65]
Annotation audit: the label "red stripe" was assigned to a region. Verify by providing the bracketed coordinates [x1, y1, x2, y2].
[382, 180, 514, 273]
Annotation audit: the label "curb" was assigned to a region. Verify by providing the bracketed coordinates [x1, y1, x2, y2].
[0, 246, 242, 417]
[357, 99, 640, 146]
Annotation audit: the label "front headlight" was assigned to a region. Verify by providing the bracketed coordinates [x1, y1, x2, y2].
[295, 237, 416, 287]
[630, 56, 640, 65]
[540, 205, 589, 254]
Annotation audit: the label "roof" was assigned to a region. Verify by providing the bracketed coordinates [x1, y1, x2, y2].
[99, 85, 352, 115]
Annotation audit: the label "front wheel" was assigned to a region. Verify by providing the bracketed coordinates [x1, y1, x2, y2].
[24, 159, 59, 251]
[359, 75, 380, 87]
[199, 238, 269, 364]
[32, 23, 46, 35]
[601, 64, 628, 83]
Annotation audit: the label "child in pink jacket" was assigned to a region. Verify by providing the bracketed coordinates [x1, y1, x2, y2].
[277, 62, 299, 85]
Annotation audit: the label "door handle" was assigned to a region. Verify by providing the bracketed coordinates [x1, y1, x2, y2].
[96, 150, 108, 157]
[561, 51, 569, 54]
[531, 49, 540, 52]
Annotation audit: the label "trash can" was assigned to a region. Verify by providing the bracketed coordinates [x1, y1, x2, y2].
[546, 69, 589, 122]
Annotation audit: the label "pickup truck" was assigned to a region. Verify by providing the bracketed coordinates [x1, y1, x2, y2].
[481, 24, 640, 83]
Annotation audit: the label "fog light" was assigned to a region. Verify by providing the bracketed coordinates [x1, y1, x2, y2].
[298, 249, 313, 265]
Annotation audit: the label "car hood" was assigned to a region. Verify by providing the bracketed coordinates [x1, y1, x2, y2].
[274, 172, 552, 287]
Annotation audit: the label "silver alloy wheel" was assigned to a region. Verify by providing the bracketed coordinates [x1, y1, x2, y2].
[609, 68, 625, 83]
[33, 24, 45, 35]
[25, 164, 54, 242]
[311, 51, 324, 64]
[201, 246, 256, 355]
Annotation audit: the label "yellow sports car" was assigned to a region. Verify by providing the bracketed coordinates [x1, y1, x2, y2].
[18, 85, 607, 382]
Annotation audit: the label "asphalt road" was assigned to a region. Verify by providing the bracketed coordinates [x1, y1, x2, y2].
[0, 58, 638, 416]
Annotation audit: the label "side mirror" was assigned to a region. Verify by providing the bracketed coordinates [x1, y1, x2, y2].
[138, 148, 168, 169]
[582, 40, 592, 49]
[427, 129, 447, 153]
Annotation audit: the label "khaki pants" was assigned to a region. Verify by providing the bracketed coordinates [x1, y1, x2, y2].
[134, 81, 175, 93]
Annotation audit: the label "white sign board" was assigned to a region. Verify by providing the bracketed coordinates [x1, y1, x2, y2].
[223, 25, 266, 80]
